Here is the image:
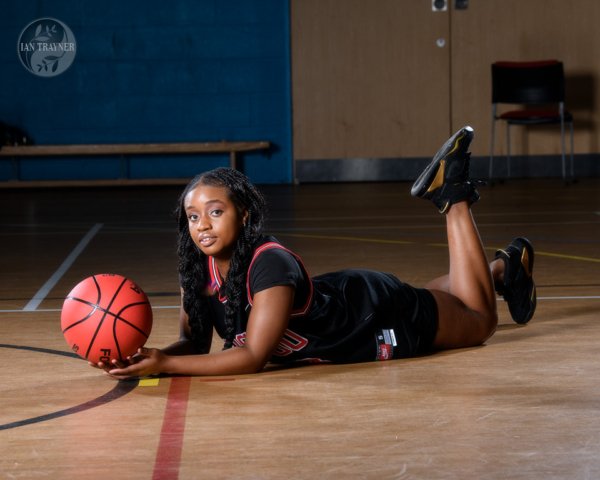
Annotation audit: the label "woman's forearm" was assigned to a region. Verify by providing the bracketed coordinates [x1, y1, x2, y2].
[161, 339, 200, 356]
[161, 346, 266, 376]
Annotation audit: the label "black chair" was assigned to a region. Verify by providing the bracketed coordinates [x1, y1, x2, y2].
[489, 60, 574, 182]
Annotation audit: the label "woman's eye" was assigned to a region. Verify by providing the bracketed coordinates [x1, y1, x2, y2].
[209, 209, 223, 217]
[188, 214, 198, 222]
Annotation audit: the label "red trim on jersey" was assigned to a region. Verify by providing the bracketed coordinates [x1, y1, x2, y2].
[233, 329, 310, 358]
[207, 256, 227, 303]
[246, 242, 313, 316]
[207, 241, 313, 313]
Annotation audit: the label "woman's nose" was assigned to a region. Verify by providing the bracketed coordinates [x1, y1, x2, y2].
[197, 215, 210, 230]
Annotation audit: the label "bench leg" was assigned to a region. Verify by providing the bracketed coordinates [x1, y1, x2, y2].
[229, 151, 237, 170]
[10, 156, 20, 181]
[119, 154, 129, 179]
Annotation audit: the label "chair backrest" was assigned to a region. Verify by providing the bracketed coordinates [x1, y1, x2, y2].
[491, 60, 566, 105]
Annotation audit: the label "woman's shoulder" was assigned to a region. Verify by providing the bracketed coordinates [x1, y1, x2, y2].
[250, 236, 303, 274]
[253, 235, 294, 254]
[247, 236, 310, 292]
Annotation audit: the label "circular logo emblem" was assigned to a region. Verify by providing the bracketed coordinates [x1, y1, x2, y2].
[17, 18, 77, 77]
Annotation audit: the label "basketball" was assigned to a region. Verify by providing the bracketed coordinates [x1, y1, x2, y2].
[61, 274, 153, 364]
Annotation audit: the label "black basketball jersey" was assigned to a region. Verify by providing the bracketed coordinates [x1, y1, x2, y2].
[207, 236, 437, 364]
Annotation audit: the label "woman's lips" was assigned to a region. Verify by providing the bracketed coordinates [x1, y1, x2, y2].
[199, 235, 216, 247]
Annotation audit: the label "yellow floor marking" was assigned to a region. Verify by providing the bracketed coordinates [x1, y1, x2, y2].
[276, 233, 600, 263]
[534, 250, 600, 263]
[275, 232, 413, 245]
[139, 378, 160, 387]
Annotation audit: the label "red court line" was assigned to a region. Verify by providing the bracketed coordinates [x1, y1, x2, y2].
[152, 376, 192, 480]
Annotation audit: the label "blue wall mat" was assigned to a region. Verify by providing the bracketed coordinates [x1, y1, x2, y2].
[0, 0, 292, 183]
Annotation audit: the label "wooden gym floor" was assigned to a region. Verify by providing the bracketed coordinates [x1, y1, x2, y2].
[0, 178, 599, 479]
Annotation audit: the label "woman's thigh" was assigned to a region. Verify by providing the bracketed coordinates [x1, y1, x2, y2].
[429, 289, 497, 350]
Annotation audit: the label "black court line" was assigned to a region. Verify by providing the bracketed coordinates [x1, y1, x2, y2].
[0, 343, 137, 431]
[0, 343, 80, 358]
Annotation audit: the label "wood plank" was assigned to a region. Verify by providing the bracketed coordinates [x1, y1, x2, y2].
[0, 178, 192, 189]
[0, 141, 270, 157]
[1, 179, 599, 478]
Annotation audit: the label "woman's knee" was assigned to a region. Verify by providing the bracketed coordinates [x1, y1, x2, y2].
[480, 310, 499, 343]
[431, 290, 498, 349]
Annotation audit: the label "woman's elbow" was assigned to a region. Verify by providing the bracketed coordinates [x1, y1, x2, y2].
[241, 348, 270, 374]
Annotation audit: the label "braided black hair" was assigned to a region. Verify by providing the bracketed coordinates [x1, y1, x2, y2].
[175, 167, 267, 349]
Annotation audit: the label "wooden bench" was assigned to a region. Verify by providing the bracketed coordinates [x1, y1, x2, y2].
[0, 141, 271, 183]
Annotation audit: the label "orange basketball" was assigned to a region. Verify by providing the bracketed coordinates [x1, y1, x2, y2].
[61, 274, 153, 364]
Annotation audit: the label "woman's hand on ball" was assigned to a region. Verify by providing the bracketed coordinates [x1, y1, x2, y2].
[105, 347, 165, 379]
[88, 357, 130, 372]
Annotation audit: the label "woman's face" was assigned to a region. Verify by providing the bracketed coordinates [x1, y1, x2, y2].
[184, 184, 247, 261]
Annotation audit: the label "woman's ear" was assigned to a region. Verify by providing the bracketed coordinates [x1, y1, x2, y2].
[242, 210, 249, 226]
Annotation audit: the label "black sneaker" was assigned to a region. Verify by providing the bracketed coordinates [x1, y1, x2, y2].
[411, 126, 479, 213]
[495, 237, 537, 324]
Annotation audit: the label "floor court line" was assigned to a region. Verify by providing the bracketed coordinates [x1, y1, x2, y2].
[0, 296, 597, 315]
[0, 343, 137, 431]
[276, 232, 600, 263]
[22, 223, 104, 312]
[0, 381, 138, 431]
[152, 376, 191, 480]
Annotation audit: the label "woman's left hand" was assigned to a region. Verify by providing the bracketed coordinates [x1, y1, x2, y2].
[105, 347, 166, 380]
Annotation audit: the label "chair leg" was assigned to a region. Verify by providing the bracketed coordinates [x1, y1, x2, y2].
[490, 116, 496, 181]
[560, 115, 567, 182]
[569, 120, 575, 179]
[506, 123, 511, 180]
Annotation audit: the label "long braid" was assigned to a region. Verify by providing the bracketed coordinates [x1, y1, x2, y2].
[176, 178, 210, 347]
[221, 220, 256, 348]
[175, 168, 266, 349]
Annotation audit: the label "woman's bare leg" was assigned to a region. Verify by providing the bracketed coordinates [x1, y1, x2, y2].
[428, 201, 498, 349]
[427, 239, 536, 326]
[411, 126, 498, 349]
[426, 258, 504, 292]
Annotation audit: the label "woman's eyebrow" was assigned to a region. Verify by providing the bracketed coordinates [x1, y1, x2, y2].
[205, 199, 226, 207]
[185, 199, 226, 210]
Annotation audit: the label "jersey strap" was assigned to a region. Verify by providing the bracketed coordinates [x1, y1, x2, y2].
[207, 256, 228, 303]
[246, 241, 313, 316]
